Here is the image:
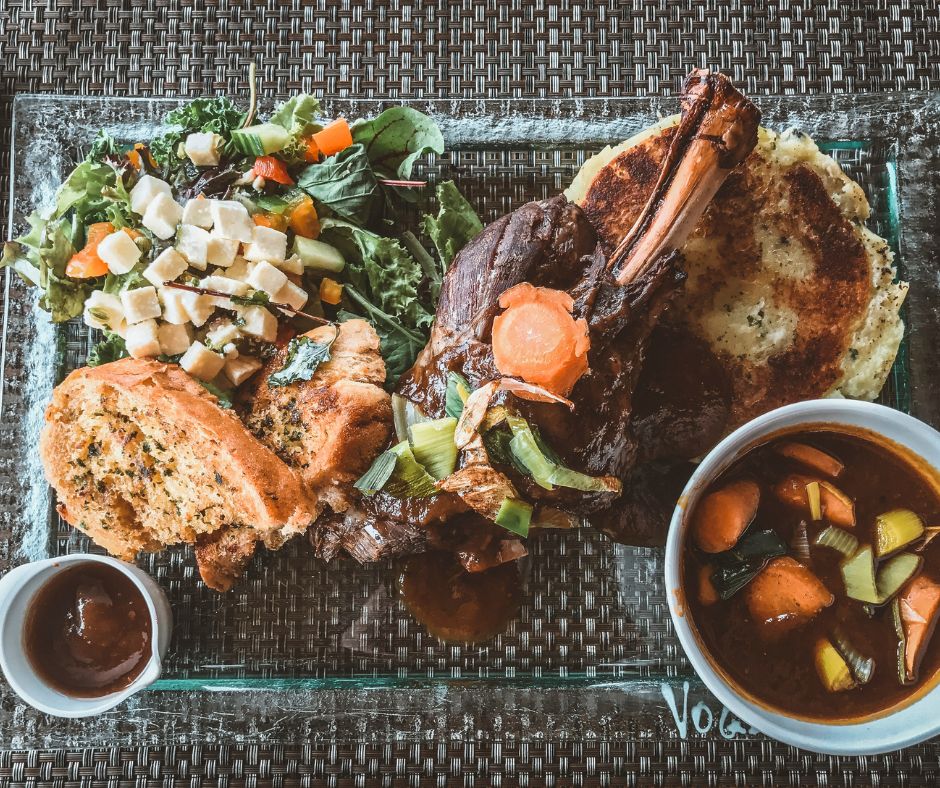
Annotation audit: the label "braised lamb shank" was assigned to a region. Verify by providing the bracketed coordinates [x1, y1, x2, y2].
[318, 70, 760, 567]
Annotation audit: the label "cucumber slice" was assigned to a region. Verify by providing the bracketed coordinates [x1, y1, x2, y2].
[230, 123, 291, 156]
[841, 545, 880, 603]
[876, 552, 922, 602]
[494, 498, 533, 537]
[293, 236, 346, 273]
[815, 525, 859, 558]
[408, 417, 458, 480]
[875, 509, 925, 557]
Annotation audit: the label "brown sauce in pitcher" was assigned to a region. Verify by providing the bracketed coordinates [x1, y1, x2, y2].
[24, 562, 152, 697]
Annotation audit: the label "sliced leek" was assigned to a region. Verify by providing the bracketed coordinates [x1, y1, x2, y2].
[806, 481, 822, 521]
[445, 371, 472, 419]
[832, 627, 875, 685]
[508, 422, 556, 490]
[875, 552, 922, 602]
[815, 525, 859, 558]
[354, 441, 439, 498]
[814, 638, 857, 693]
[494, 497, 533, 537]
[875, 509, 925, 557]
[891, 597, 915, 685]
[841, 545, 880, 604]
[391, 393, 428, 443]
[409, 417, 458, 480]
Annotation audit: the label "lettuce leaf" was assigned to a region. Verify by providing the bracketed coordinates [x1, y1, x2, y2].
[320, 218, 433, 333]
[423, 180, 483, 269]
[149, 96, 246, 169]
[351, 107, 444, 179]
[296, 145, 381, 226]
[269, 94, 321, 137]
[87, 332, 128, 366]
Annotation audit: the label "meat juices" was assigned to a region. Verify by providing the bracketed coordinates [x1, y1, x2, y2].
[24, 563, 151, 697]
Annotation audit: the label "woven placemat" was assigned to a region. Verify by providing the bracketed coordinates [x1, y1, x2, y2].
[1, 0, 939, 784]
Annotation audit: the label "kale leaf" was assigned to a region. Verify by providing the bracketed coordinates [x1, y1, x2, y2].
[149, 97, 246, 169]
[296, 144, 381, 226]
[423, 180, 483, 270]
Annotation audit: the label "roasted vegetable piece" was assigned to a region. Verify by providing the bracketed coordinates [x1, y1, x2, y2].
[898, 574, 940, 680]
[745, 556, 834, 630]
[774, 474, 855, 527]
[691, 479, 761, 553]
[875, 509, 925, 557]
[814, 638, 857, 692]
[775, 442, 844, 478]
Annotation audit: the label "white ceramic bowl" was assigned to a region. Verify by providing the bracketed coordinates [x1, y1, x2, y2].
[665, 399, 940, 755]
[0, 554, 172, 717]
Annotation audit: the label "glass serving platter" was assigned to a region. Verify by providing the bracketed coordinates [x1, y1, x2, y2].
[1, 93, 938, 747]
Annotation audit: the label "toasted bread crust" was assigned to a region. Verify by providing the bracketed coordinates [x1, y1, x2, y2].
[41, 359, 318, 562]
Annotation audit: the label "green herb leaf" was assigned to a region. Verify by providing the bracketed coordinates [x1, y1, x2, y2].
[297, 144, 381, 226]
[230, 290, 271, 308]
[198, 379, 234, 409]
[268, 94, 322, 163]
[423, 180, 483, 271]
[351, 107, 444, 179]
[267, 335, 334, 388]
[87, 332, 129, 366]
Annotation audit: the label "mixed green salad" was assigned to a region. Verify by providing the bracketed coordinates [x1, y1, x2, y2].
[1, 92, 483, 394]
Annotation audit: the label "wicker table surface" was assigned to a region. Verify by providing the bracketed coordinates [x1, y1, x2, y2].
[1, 1, 939, 785]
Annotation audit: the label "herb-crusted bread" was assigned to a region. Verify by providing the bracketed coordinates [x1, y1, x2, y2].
[41, 359, 319, 566]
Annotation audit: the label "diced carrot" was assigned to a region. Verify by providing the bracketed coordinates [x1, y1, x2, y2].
[320, 277, 343, 305]
[745, 556, 834, 630]
[491, 282, 591, 397]
[127, 148, 142, 170]
[252, 155, 294, 185]
[302, 135, 321, 163]
[900, 575, 940, 679]
[774, 474, 856, 527]
[691, 479, 760, 553]
[288, 195, 320, 239]
[64, 221, 115, 279]
[253, 213, 289, 232]
[698, 564, 719, 606]
[312, 119, 353, 157]
[775, 441, 844, 478]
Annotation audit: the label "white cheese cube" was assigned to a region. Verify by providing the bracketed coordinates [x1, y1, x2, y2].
[277, 254, 304, 275]
[130, 174, 173, 216]
[180, 290, 215, 327]
[224, 355, 263, 386]
[224, 257, 252, 282]
[143, 247, 189, 287]
[157, 322, 193, 356]
[125, 319, 161, 359]
[209, 200, 255, 243]
[82, 291, 125, 332]
[204, 318, 242, 348]
[246, 260, 288, 296]
[222, 342, 239, 359]
[120, 286, 162, 325]
[159, 286, 191, 325]
[179, 341, 226, 381]
[176, 224, 212, 269]
[206, 234, 240, 268]
[200, 275, 249, 308]
[184, 132, 223, 167]
[243, 225, 288, 263]
[181, 198, 213, 229]
[97, 230, 142, 275]
[141, 192, 183, 240]
[273, 280, 309, 312]
[239, 306, 278, 342]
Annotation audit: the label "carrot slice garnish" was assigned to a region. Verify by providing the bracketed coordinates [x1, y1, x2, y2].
[302, 135, 321, 163]
[320, 277, 343, 305]
[253, 155, 294, 185]
[691, 479, 761, 553]
[313, 119, 353, 157]
[288, 195, 320, 238]
[64, 221, 115, 279]
[491, 283, 590, 397]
